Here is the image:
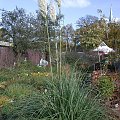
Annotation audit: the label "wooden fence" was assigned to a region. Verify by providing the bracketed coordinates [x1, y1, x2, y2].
[0, 47, 42, 68]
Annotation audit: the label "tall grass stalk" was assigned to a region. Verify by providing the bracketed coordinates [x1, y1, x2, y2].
[58, 7, 62, 80]
[38, 0, 53, 79]
[53, 0, 62, 78]
[55, 41, 59, 74]
[46, 19, 53, 79]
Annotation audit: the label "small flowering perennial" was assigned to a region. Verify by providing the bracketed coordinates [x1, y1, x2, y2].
[38, 0, 47, 18]
[0, 96, 12, 107]
[49, 0, 56, 22]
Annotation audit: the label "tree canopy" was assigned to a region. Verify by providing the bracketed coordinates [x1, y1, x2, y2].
[75, 15, 107, 50]
[0, 7, 120, 55]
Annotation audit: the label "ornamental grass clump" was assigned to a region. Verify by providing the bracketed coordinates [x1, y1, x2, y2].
[4, 72, 110, 120]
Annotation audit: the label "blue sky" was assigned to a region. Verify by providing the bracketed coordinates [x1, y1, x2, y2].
[0, 0, 120, 28]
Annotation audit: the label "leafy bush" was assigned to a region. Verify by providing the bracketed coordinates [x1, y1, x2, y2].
[0, 96, 11, 107]
[16, 75, 47, 91]
[64, 52, 89, 71]
[16, 61, 49, 73]
[5, 83, 35, 100]
[98, 75, 114, 98]
[0, 76, 8, 82]
[0, 69, 13, 82]
[3, 73, 109, 120]
[64, 52, 81, 64]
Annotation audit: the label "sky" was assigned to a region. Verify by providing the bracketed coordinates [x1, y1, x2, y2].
[0, 0, 120, 28]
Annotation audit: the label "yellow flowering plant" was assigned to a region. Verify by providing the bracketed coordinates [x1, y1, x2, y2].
[0, 96, 12, 107]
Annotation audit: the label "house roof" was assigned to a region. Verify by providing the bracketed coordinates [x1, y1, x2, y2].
[0, 41, 13, 47]
[93, 42, 115, 54]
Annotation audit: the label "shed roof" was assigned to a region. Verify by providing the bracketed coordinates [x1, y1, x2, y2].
[0, 41, 13, 47]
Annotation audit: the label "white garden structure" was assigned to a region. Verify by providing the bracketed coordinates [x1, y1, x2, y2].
[93, 42, 115, 54]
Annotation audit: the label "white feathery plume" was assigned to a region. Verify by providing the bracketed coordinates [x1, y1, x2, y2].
[49, 0, 56, 22]
[38, 0, 47, 18]
[55, 0, 61, 8]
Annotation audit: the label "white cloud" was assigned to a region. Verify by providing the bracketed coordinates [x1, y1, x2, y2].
[115, 17, 120, 22]
[33, 0, 91, 8]
[62, 0, 91, 8]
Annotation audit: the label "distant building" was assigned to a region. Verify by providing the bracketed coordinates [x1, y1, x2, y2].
[109, 7, 113, 22]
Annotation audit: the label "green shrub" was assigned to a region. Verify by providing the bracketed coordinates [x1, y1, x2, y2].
[4, 73, 109, 120]
[0, 69, 13, 82]
[16, 61, 49, 73]
[0, 76, 8, 82]
[98, 75, 114, 98]
[17, 75, 47, 90]
[64, 52, 81, 64]
[5, 83, 35, 100]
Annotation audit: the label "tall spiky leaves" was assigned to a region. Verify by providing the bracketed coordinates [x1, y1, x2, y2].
[38, 0, 47, 18]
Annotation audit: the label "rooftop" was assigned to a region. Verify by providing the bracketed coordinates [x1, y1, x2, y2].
[0, 41, 13, 47]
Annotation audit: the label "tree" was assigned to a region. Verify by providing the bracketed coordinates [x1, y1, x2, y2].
[105, 22, 120, 53]
[34, 9, 64, 53]
[61, 24, 74, 51]
[1, 7, 64, 61]
[76, 15, 106, 51]
[76, 15, 98, 28]
[1, 8, 48, 55]
[1, 8, 32, 56]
